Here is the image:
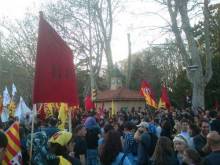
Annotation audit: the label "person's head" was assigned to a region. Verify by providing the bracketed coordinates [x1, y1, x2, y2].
[209, 110, 218, 119]
[207, 131, 220, 151]
[154, 118, 160, 125]
[48, 117, 58, 127]
[180, 119, 189, 132]
[0, 131, 8, 161]
[136, 122, 148, 133]
[183, 148, 201, 165]
[188, 123, 200, 137]
[173, 135, 188, 153]
[84, 116, 97, 129]
[103, 124, 114, 134]
[123, 121, 133, 132]
[49, 131, 74, 156]
[100, 130, 122, 165]
[75, 124, 87, 137]
[200, 119, 209, 137]
[152, 136, 175, 164]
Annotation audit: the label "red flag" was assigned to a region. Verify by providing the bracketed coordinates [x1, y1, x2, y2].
[158, 85, 171, 109]
[33, 12, 78, 105]
[140, 80, 157, 108]
[37, 104, 46, 121]
[84, 95, 95, 111]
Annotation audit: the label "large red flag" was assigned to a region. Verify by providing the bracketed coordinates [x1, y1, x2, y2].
[140, 80, 157, 109]
[33, 12, 78, 105]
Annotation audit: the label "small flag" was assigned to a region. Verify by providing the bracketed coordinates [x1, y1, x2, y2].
[58, 103, 68, 130]
[111, 100, 116, 116]
[84, 95, 95, 112]
[37, 104, 46, 121]
[44, 103, 54, 118]
[12, 83, 17, 97]
[140, 80, 157, 109]
[1, 107, 9, 122]
[3, 87, 11, 106]
[8, 100, 16, 117]
[2, 121, 22, 165]
[158, 85, 171, 109]
[15, 97, 31, 121]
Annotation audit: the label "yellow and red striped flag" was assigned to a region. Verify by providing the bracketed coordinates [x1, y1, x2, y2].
[140, 80, 157, 109]
[2, 121, 22, 165]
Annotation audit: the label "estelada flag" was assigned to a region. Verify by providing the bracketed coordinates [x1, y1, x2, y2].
[33, 12, 78, 106]
[140, 80, 157, 109]
[158, 85, 171, 109]
[2, 122, 22, 165]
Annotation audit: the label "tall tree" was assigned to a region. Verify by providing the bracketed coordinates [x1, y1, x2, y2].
[157, 0, 213, 111]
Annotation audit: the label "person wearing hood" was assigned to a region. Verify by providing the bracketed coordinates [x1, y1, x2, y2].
[84, 112, 101, 165]
[49, 131, 81, 165]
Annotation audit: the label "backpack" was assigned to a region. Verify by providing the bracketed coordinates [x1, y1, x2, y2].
[148, 132, 158, 157]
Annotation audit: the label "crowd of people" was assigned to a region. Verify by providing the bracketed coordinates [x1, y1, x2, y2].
[0, 106, 220, 165]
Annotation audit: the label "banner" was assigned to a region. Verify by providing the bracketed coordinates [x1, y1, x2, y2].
[33, 12, 78, 105]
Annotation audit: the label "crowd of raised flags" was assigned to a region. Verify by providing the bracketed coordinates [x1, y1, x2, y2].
[0, 84, 31, 123]
[0, 12, 180, 165]
[140, 80, 171, 110]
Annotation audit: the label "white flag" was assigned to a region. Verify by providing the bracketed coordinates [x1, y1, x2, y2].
[12, 83, 17, 96]
[1, 107, 9, 122]
[15, 97, 31, 121]
[3, 87, 11, 106]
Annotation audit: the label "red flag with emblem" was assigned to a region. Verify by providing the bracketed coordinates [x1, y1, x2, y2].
[140, 80, 157, 108]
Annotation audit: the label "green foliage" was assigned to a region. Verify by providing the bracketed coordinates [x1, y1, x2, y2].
[170, 70, 191, 108]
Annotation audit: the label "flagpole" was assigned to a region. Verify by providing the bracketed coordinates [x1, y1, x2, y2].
[29, 104, 36, 164]
[68, 107, 72, 132]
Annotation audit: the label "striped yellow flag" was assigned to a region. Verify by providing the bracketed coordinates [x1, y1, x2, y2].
[58, 103, 68, 130]
[8, 100, 16, 117]
[44, 103, 54, 118]
[111, 100, 116, 116]
[2, 122, 22, 165]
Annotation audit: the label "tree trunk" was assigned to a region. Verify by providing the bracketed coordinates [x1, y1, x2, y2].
[191, 71, 205, 111]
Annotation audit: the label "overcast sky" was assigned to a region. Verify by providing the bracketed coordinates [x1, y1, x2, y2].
[0, 0, 219, 62]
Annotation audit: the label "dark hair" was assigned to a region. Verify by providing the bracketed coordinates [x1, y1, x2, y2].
[0, 131, 8, 149]
[104, 124, 114, 134]
[49, 136, 73, 159]
[209, 110, 218, 118]
[49, 117, 58, 127]
[123, 121, 133, 131]
[100, 130, 122, 165]
[199, 119, 209, 127]
[49, 143, 67, 157]
[151, 136, 175, 165]
[189, 123, 200, 137]
[184, 148, 201, 165]
[180, 119, 188, 124]
[74, 124, 85, 134]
